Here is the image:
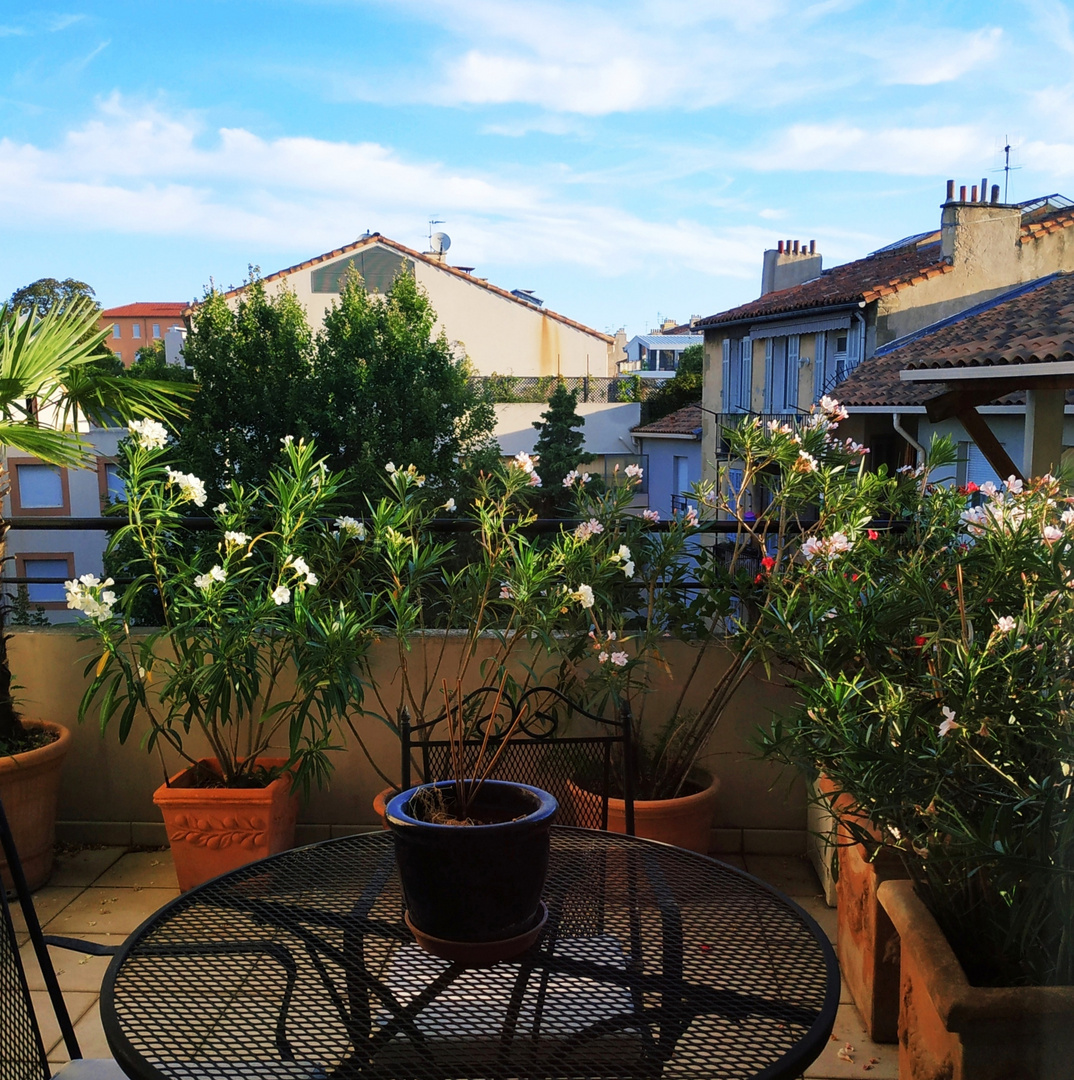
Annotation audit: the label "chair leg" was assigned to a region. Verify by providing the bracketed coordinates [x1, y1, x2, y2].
[0, 796, 81, 1061]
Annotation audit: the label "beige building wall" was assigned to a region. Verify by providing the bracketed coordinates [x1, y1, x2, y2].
[11, 628, 807, 855]
[246, 241, 616, 379]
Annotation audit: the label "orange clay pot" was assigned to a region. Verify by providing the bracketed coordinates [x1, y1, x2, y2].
[154, 757, 298, 891]
[568, 771, 719, 854]
[0, 721, 71, 891]
[372, 786, 394, 829]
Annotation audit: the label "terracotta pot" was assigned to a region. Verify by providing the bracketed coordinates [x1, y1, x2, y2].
[819, 776, 908, 1044]
[372, 786, 394, 829]
[0, 721, 71, 891]
[879, 879, 1074, 1080]
[154, 757, 298, 892]
[567, 772, 719, 853]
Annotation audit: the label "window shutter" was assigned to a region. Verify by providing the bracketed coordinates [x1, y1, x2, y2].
[741, 339, 753, 411]
[813, 333, 827, 401]
[763, 338, 773, 412]
[786, 335, 800, 411]
[721, 338, 731, 411]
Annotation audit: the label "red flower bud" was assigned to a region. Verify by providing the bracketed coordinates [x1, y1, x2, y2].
[867, 529, 879, 541]
[761, 556, 776, 571]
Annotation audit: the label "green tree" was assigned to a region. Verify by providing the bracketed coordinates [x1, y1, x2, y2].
[8, 278, 97, 316]
[639, 343, 703, 424]
[531, 381, 595, 512]
[129, 339, 196, 384]
[178, 276, 317, 497]
[312, 269, 496, 496]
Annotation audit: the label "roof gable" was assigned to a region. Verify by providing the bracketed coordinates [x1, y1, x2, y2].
[631, 403, 703, 436]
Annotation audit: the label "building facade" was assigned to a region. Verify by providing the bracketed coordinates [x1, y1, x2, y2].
[99, 303, 187, 366]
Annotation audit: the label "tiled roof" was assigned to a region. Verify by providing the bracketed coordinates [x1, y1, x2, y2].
[631, 403, 703, 436]
[630, 334, 703, 348]
[697, 239, 950, 328]
[100, 303, 187, 318]
[194, 235, 613, 343]
[836, 273, 1074, 407]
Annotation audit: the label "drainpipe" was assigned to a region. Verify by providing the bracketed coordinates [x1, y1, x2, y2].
[852, 308, 866, 376]
[893, 412, 925, 465]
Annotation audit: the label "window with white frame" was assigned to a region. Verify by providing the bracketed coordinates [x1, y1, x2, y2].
[764, 335, 800, 413]
[735, 339, 752, 411]
[152, 323, 161, 338]
[112, 323, 121, 338]
[132, 323, 141, 339]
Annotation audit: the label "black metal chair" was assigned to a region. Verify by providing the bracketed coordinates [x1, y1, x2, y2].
[0, 796, 127, 1079]
[398, 684, 636, 835]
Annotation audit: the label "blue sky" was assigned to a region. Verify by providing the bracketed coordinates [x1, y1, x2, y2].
[4, 1, 1074, 337]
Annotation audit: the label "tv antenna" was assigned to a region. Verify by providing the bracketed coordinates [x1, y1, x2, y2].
[996, 136, 1022, 203]
[428, 218, 444, 246]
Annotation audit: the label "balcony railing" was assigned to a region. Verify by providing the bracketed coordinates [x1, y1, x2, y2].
[473, 375, 672, 404]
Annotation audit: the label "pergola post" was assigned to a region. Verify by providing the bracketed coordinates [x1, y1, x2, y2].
[1023, 388, 1066, 479]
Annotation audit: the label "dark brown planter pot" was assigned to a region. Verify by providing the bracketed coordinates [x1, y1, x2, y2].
[878, 879, 1074, 1080]
[0, 721, 71, 891]
[819, 775, 909, 1044]
[154, 757, 298, 892]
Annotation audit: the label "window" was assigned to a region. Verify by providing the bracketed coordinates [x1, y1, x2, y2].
[132, 323, 141, 339]
[113, 324, 121, 338]
[764, 337, 798, 413]
[152, 323, 161, 338]
[813, 332, 828, 400]
[15, 553, 75, 608]
[9, 459, 70, 516]
[97, 457, 126, 505]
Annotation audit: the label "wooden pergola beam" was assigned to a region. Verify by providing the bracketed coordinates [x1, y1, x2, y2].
[955, 407, 1023, 482]
[925, 373, 1074, 423]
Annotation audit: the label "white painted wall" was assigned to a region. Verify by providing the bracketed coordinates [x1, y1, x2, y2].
[494, 402, 641, 458]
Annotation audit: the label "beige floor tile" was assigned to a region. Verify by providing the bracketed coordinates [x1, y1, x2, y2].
[93, 850, 177, 890]
[795, 894, 838, 944]
[49, 848, 128, 889]
[12, 888, 85, 935]
[710, 853, 747, 871]
[20, 934, 126, 994]
[51, 1000, 112, 1062]
[45, 888, 178, 936]
[29, 990, 98, 1058]
[744, 855, 823, 897]
[803, 1003, 898, 1079]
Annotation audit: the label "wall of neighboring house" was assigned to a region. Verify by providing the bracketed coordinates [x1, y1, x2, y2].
[4, 428, 123, 623]
[635, 437, 700, 519]
[252, 243, 616, 379]
[102, 316, 178, 367]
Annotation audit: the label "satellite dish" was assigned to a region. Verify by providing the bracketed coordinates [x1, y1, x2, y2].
[431, 231, 451, 254]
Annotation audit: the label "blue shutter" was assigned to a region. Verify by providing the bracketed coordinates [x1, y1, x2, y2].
[741, 339, 753, 410]
[721, 338, 731, 412]
[786, 335, 800, 411]
[763, 338, 773, 412]
[813, 333, 827, 401]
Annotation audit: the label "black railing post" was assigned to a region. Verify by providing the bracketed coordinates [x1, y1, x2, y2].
[399, 707, 412, 790]
[619, 698, 636, 837]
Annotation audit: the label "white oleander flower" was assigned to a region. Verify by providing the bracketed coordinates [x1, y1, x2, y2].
[442, 498, 456, 512]
[938, 705, 960, 738]
[165, 468, 207, 507]
[271, 585, 291, 606]
[569, 584, 595, 609]
[996, 616, 1016, 633]
[128, 418, 168, 450]
[224, 531, 248, 547]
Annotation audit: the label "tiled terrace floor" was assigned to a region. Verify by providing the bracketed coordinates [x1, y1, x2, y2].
[18, 846, 896, 1080]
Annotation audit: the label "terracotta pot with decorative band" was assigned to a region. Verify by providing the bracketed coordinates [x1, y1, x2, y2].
[153, 757, 298, 892]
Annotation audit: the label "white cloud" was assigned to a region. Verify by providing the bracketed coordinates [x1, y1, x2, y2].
[742, 123, 989, 176]
[0, 95, 765, 284]
[873, 27, 1002, 86]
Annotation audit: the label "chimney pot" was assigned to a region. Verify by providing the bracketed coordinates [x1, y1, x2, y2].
[991, 184, 1000, 204]
[960, 185, 967, 202]
[792, 240, 799, 254]
[809, 239, 815, 254]
[777, 240, 784, 253]
[981, 178, 988, 203]
[786, 239, 791, 252]
[946, 179, 955, 201]
[971, 185, 978, 202]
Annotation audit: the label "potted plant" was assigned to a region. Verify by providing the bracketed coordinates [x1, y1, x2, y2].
[385, 675, 558, 963]
[0, 299, 190, 889]
[759, 460, 1074, 1075]
[72, 427, 372, 890]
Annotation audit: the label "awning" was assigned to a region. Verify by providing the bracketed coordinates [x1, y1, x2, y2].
[749, 313, 851, 339]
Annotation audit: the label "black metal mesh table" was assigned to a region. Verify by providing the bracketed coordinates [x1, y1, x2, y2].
[101, 828, 839, 1080]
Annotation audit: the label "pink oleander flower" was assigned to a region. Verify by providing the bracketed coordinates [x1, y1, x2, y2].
[938, 706, 960, 738]
[643, 509, 660, 523]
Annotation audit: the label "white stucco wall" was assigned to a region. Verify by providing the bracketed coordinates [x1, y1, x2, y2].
[493, 402, 641, 458]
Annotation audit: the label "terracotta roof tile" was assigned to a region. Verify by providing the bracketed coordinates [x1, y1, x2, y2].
[100, 302, 187, 318]
[631, 403, 703, 436]
[697, 240, 950, 328]
[836, 273, 1074, 407]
